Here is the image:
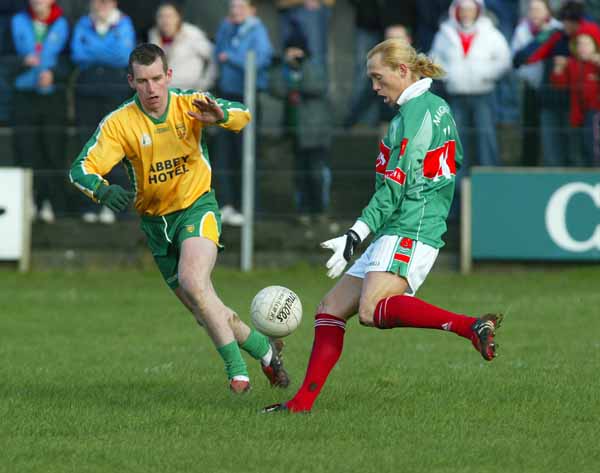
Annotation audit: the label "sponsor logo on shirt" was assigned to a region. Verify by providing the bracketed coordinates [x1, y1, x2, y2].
[386, 167, 406, 185]
[423, 140, 456, 181]
[376, 140, 407, 185]
[148, 155, 190, 184]
[375, 141, 391, 175]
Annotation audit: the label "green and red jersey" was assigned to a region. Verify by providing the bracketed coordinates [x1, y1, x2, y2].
[358, 87, 463, 248]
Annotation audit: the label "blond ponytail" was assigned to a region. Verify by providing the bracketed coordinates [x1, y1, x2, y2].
[368, 39, 445, 80]
[415, 53, 445, 79]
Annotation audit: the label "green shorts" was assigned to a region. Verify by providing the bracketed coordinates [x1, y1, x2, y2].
[140, 191, 222, 289]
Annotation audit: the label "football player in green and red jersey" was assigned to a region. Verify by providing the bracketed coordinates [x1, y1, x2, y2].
[263, 38, 503, 414]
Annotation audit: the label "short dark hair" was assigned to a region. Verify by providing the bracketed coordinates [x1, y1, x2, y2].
[559, 0, 585, 21]
[128, 43, 168, 76]
[158, 1, 184, 18]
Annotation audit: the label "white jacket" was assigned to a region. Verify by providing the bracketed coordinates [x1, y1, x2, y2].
[429, 2, 511, 95]
[511, 17, 562, 89]
[149, 22, 217, 91]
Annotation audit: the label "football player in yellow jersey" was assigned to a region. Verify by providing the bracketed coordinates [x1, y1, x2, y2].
[69, 43, 289, 394]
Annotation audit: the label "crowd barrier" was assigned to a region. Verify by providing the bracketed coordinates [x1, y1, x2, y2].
[0, 167, 32, 271]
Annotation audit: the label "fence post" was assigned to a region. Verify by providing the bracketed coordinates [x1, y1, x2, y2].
[241, 50, 256, 272]
[460, 178, 472, 275]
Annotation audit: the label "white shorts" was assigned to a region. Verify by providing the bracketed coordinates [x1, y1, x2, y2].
[346, 235, 439, 295]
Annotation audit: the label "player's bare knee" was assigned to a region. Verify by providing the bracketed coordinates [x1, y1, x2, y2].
[317, 294, 356, 321]
[316, 300, 328, 314]
[358, 302, 375, 327]
[179, 277, 211, 313]
[179, 272, 208, 294]
[317, 295, 337, 316]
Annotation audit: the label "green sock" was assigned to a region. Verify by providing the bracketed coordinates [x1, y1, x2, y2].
[217, 341, 248, 380]
[239, 329, 271, 361]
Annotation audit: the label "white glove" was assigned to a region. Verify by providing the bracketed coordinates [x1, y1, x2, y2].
[320, 221, 371, 279]
[321, 235, 349, 279]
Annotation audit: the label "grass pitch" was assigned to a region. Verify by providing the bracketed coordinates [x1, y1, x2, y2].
[1, 265, 599, 473]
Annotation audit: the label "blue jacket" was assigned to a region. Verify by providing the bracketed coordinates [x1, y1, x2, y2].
[70, 14, 135, 69]
[214, 16, 273, 94]
[11, 11, 69, 94]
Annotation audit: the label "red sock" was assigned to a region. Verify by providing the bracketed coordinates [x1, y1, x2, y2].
[286, 313, 346, 412]
[373, 295, 476, 339]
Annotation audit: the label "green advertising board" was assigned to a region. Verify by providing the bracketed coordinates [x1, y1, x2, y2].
[468, 168, 600, 261]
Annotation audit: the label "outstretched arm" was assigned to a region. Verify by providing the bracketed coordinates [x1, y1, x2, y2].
[188, 95, 224, 124]
[188, 93, 251, 132]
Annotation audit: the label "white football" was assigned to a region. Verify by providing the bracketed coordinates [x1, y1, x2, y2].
[250, 286, 303, 338]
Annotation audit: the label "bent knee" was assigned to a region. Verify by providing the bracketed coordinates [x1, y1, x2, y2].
[179, 278, 211, 309]
[179, 271, 208, 293]
[358, 303, 375, 327]
[316, 300, 329, 315]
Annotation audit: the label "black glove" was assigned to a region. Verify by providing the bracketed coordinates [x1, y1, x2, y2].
[343, 229, 361, 262]
[94, 184, 135, 212]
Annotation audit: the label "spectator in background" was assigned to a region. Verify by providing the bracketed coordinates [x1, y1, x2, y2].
[512, 0, 561, 166]
[11, 0, 69, 223]
[148, 1, 216, 92]
[269, 25, 332, 225]
[513, 0, 600, 166]
[117, 0, 162, 40]
[71, 0, 135, 223]
[0, 1, 19, 53]
[415, 0, 452, 52]
[0, 0, 22, 126]
[276, 0, 334, 68]
[587, 0, 600, 24]
[343, 0, 385, 129]
[214, 0, 273, 226]
[382, 0, 417, 41]
[384, 24, 412, 43]
[343, 0, 417, 129]
[551, 26, 600, 166]
[430, 0, 510, 170]
[486, 0, 520, 125]
[379, 21, 415, 130]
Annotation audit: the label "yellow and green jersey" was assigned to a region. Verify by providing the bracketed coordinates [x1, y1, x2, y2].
[69, 88, 251, 216]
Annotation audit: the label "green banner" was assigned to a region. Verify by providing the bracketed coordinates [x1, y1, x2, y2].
[470, 168, 600, 260]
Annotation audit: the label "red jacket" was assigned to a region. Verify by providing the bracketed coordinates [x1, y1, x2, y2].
[551, 58, 600, 126]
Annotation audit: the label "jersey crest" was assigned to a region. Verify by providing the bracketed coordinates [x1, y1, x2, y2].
[175, 123, 186, 139]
